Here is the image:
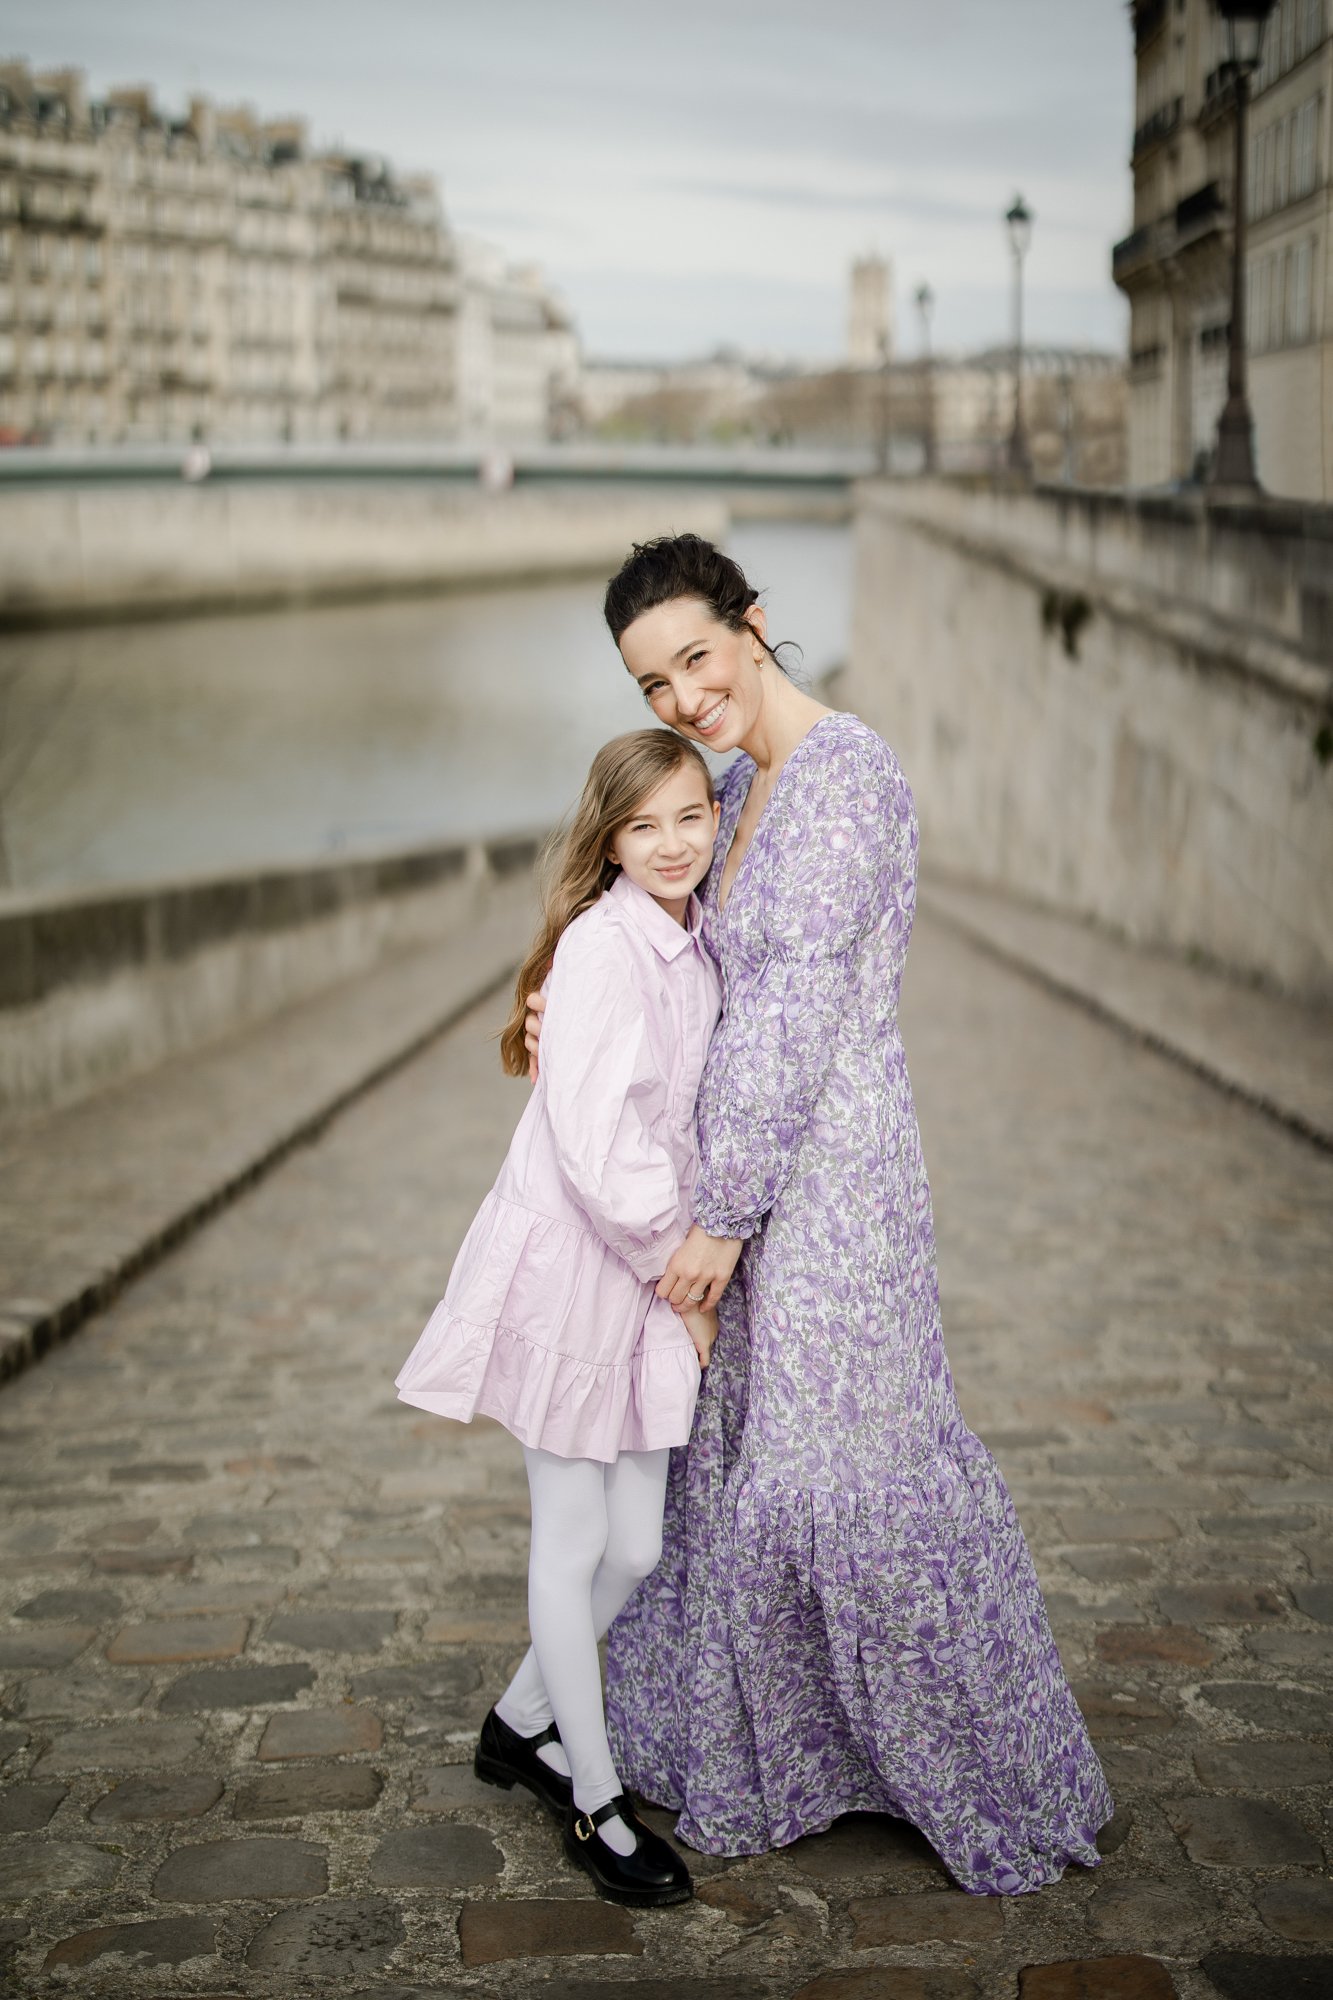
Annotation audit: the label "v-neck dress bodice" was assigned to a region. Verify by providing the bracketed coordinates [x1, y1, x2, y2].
[605, 711, 1112, 1894]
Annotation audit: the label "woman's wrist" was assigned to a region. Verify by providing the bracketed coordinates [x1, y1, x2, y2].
[693, 1216, 749, 1247]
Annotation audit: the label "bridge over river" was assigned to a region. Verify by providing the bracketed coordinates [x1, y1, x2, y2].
[0, 466, 1330, 1997]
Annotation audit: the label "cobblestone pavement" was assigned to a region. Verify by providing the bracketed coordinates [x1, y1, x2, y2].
[1, 914, 1330, 2000]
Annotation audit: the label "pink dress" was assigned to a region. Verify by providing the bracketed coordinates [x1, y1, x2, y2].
[396, 870, 720, 1462]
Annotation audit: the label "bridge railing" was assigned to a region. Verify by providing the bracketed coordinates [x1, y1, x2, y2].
[0, 441, 874, 489]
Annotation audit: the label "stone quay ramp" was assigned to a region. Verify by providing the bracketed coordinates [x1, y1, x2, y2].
[0, 909, 1330, 1997]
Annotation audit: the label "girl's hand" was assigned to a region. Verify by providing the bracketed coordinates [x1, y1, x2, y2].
[656, 1225, 743, 1312]
[523, 990, 547, 1083]
[682, 1304, 718, 1371]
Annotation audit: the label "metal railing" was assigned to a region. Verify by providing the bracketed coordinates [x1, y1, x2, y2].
[1132, 96, 1183, 157]
[0, 440, 876, 489]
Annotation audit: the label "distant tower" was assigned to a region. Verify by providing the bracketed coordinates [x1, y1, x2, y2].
[848, 255, 893, 367]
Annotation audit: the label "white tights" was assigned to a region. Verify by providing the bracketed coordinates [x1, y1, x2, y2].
[494, 1444, 669, 1854]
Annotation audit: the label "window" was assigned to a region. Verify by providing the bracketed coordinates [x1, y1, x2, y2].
[1289, 238, 1314, 341]
[1258, 8, 1278, 86]
[1274, 113, 1291, 208]
[1268, 246, 1288, 347]
[1293, 96, 1320, 198]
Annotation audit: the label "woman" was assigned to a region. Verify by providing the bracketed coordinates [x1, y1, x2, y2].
[528, 534, 1113, 1896]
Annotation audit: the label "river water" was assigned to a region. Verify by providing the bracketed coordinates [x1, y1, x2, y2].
[0, 518, 852, 895]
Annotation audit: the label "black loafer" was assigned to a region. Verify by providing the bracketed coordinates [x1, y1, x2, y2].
[474, 1707, 572, 1818]
[563, 1792, 693, 1907]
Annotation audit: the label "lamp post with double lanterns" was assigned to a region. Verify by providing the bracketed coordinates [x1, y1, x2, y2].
[1209, 0, 1275, 490]
[915, 283, 936, 474]
[1005, 194, 1033, 476]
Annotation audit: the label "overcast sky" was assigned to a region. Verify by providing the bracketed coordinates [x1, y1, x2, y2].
[8, 0, 1135, 363]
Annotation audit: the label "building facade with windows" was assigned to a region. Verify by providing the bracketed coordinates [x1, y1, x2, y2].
[1112, 0, 1331, 499]
[453, 237, 579, 443]
[0, 64, 575, 446]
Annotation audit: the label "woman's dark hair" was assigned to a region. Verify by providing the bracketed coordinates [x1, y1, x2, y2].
[603, 533, 797, 675]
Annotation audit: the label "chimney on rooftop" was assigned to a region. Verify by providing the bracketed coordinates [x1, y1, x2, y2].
[263, 117, 306, 150]
[215, 104, 259, 141]
[33, 66, 88, 128]
[0, 61, 34, 107]
[188, 94, 216, 151]
[107, 85, 156, 124]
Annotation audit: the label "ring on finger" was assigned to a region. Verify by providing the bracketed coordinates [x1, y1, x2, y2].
[685, 1288, 707, 1303]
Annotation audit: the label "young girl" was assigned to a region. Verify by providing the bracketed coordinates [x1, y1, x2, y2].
[395, 729, 721, 1909]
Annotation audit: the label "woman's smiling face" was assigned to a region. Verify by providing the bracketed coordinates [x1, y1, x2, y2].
[619, 596, 768, 757]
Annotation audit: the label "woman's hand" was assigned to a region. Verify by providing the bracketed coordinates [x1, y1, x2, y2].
[656, 1225, 743, 1312]
[523, 990, 547, 1083]
[681, 1304, 718, 1371]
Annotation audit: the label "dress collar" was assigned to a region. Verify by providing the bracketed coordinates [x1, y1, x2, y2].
[607, 868, 704, 962]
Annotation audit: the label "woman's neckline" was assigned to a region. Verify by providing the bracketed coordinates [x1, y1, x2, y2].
[716, 709, 844, 916]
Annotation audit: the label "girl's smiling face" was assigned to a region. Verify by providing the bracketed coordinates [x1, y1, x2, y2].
[619, 596, 768, 757]
[608, 760, 720, 923]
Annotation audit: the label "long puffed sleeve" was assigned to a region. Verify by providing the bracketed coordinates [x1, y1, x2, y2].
[692, 727, 913, 1241]
[540, 916, 685, 1284]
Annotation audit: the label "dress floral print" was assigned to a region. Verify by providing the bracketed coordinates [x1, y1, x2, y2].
[604, 712, 1113, 1894]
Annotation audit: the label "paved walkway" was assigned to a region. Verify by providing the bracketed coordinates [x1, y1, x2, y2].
[919, 875, 1333, 1151]
[1, 912, 1330, 1999]
[0, 873, 538, 1384]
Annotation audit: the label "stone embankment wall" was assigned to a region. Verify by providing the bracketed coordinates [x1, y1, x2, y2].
[847, 478, 1333, 1003]
[0, 835, 539, 1112]
[0, 481, 731, 626]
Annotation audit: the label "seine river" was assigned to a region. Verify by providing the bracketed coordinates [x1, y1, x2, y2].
[0, 518, 852, 895]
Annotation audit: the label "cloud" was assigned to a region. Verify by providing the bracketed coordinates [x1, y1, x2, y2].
[9, 0, 1135, 358]
[648, 178, 1106, 238]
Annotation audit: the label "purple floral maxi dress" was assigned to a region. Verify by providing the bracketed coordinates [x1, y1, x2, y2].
[604, 713, 1113, 1895]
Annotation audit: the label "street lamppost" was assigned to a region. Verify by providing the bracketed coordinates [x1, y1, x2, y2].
[1209, 0, 1276, 491]
[1005, 193, 1033, 476]
[915, 282, 936, 474]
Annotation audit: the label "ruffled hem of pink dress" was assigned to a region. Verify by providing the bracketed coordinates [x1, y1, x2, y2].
[396, 1307, 701, 1463]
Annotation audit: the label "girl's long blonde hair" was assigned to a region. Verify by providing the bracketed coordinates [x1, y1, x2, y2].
[498, 730, 715, 1076]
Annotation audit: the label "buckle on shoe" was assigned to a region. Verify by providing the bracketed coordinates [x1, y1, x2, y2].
[574, 1813, 595, 1842]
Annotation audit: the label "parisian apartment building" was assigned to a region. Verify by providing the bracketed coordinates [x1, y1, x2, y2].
[0, 62, 580, 447]
[1113, 0, 1331, 500]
